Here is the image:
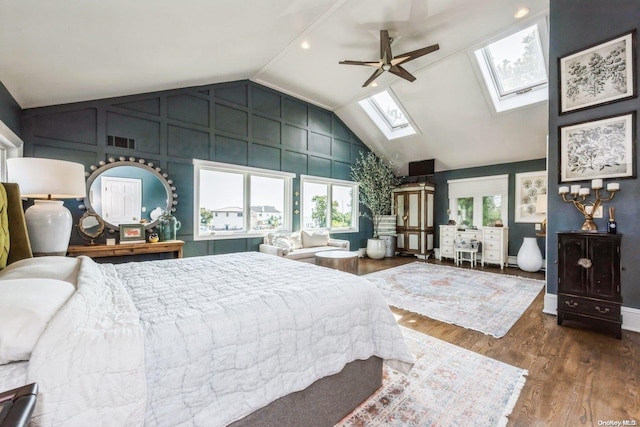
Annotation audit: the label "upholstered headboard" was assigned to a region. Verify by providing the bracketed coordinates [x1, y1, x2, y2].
[0, 183, 33, 268]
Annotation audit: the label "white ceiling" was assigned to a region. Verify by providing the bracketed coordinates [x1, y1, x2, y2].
[0, 0, 549, 174]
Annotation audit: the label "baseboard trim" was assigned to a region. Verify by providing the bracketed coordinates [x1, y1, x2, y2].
[543, 292, 640, 333]
[543, 292, 557, 316]
[507, 256, 546, 271]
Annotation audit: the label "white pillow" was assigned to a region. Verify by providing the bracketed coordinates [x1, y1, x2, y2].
[0, 256, 81, 285]
[301, 229, 330, 248]
[289, 231, 303, 249]
[0, 278, 75, 365]
[272, 236, 293, 254]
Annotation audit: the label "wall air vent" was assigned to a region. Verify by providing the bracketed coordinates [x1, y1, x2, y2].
[107, 135, 136, 149]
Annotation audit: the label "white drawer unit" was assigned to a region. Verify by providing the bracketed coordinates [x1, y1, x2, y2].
[482, 226, 509, 269]
[439, 225, 456, 260]
[457, 230, 482, 243]
[439, 225, 509, 269]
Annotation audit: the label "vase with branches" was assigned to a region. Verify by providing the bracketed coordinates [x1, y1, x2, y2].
[350, 151, 400, 238]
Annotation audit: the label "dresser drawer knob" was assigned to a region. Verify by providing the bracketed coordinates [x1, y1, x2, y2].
[564, 300, 579, 308]
[595, 306, 610, 314]
[577, 258, 592, 269]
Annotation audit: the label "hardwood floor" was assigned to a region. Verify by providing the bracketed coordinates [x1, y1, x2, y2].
[357, 256, 640, 427]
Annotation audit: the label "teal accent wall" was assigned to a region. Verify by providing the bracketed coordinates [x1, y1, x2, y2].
[21, 80, 373, 255]
[431, 158, 547, 258]
[549, 0, 640, 309]
[0, 81, 21, 136]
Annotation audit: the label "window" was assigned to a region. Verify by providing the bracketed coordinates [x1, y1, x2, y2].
[0, 120, 23, 182]
[358, 89, 418, 140]
[471, 18, 549, 113]
[447, 175, 508, 228]
[300, 175, 358, 232]
[193, 160, 294, 239]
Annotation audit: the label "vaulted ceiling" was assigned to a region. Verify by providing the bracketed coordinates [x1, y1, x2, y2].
[0, 0, 549, 174]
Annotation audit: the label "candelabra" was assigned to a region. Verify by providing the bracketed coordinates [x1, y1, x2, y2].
[558, 179, 620, 231]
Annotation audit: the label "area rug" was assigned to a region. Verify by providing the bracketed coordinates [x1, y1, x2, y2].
[336, 327, 527, 427]
[364, 262, 544, 338]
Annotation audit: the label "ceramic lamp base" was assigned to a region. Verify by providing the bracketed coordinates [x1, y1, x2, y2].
[25, 200, 73, 256]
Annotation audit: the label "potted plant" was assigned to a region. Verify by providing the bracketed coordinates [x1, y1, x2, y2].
[351, 151, 400, 259]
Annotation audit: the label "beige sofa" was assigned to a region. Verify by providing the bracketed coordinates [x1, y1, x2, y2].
[259, 229, 350, 263]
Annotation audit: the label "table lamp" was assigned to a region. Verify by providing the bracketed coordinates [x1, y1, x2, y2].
[535, 196, 547, 235]
[7, 158, 86, 256]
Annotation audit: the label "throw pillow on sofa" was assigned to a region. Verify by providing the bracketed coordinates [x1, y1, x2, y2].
[301, 229, 330, 248]
[272, 236, 293, 254]
[289, 231, 303, 249]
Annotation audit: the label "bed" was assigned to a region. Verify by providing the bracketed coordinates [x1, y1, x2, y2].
[0, 183, 414, 427]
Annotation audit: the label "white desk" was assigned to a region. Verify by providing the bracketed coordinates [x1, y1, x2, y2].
[440, 226, 509, 269]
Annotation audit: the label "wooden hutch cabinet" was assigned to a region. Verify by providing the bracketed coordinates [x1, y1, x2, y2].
[392, 183, 435, 258]
[557, 232, 622, 339]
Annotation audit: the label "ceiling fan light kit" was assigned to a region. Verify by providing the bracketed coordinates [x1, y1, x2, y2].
[339, 30, 439, 87]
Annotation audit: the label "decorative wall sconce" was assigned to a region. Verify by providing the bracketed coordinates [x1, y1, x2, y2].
[558, 179, 619, 231]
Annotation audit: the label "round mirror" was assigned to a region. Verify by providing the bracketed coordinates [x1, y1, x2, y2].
[82, 157, 177, 231]
[77, 212, 105, 244]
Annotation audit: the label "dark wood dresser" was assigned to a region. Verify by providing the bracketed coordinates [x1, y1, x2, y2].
[557, 232, 622, 339]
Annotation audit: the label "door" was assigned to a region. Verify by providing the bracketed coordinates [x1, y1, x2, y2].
[394, 192, 406, 250]
[588, 236, 621, 301]
[558, 235, 588, 295]
[395, 192, 406, 229]
[101, 176, 142, 224]
[406, 191, 421, 230]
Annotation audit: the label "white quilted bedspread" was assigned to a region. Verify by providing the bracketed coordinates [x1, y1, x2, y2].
[115, 252, 414, 427]
[21, 252, 413, 427]
[28, 256, 147, 427]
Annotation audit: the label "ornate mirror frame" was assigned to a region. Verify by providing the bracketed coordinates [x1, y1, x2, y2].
[76, 211, 105, 244]
[80, 156, 178, 232]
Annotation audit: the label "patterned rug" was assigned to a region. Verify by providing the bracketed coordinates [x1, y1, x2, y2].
[336, 327, 527, 427]
[364, 262, 544, 338]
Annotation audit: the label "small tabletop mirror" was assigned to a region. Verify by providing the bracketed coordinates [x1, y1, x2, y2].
[77, 212, 105, 245]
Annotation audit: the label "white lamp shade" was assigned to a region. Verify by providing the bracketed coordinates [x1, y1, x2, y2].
[7, 157, 86, 199]
[535, 196, 547, 214]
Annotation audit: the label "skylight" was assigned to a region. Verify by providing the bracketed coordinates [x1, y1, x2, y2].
[472, 19, 549, 113]
[358, 89, 417, 140]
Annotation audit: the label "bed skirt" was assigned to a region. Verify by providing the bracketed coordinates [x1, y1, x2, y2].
[230, 356, 383, 427]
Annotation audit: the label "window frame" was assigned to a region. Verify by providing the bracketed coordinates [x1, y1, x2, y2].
[0, 120, 24, 182]
[481, 24, 548, 98]
[193, 159, 294, 240]
[300, 174, 359, 233]
[469, 16, 549, 114]
[358, 89, 419, 140]
[447, 175, 509, 228]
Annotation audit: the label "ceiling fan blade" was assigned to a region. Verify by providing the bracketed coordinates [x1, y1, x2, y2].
[362, 68, 385, 87]
[380, 30, 393, 64]
[391, 44, 440, 66]
[388, 65, 416, 82]
[339, 60, 382, 68]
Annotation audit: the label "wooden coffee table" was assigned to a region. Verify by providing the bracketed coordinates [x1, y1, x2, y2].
[315, 250, 359, 274]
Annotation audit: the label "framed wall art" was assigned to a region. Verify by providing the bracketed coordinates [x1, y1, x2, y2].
[560, 31, 636, 114]
[559, 112, 636, 183]
[515, 171, 547, 223]
[119, 223, 146, 243]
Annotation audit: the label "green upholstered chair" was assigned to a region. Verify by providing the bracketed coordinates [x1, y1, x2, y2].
[0, 183, 33, 268]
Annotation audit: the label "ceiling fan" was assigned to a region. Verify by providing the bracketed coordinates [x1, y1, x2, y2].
[339, 30, 439, 87]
